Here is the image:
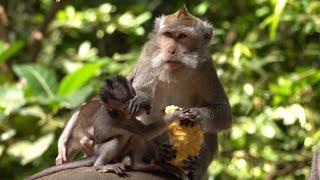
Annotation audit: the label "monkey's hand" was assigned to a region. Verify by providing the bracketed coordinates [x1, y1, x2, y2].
[177, 108, 202, 127]
[156, 144, 177, 163]
[128, 96, 151, 116]
[181, 155, 199, 173]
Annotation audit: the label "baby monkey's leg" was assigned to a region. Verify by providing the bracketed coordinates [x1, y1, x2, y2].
[94, 137, 128, 175]
[93, 137, 122, 166]
[130, 137, 163, 172]
[80, 136, 94, 158]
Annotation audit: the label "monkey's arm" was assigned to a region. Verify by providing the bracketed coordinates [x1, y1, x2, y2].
[195, 65, 232, 134]
[193, 103, 232, 133]
[115, 113, 180, 141]
[310, 142, 320, 180]
[128, 42, 159, 105]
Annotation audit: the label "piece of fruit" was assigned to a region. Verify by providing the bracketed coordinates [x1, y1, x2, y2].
[165, 105, 204, 171]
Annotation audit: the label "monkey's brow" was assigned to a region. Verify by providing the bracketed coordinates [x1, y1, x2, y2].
[160, 24, 199, 33]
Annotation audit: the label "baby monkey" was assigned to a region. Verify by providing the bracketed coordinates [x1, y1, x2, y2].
[56, 78, 151, 165]
[28, 76, 194, 180]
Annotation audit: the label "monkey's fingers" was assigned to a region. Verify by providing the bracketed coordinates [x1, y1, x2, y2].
[188, 109, 202, 122]
[133, 103, 140, 117]
[128, 97, 141, 117]
[159, 144, 177, 154]
[128, 99, 135, 115]
[179, 119, 195, 127]
[114, 167, 124, 175]
[182, 156, 199, 172]
[114, 163, 127, 177]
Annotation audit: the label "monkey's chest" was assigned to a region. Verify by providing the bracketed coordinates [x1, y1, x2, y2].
[153, 81, 197, 111]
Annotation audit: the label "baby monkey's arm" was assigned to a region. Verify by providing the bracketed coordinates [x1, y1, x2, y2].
[115, 105, 197, 141]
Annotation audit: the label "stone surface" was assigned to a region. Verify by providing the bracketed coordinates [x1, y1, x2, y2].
[36, 167, 179, 180]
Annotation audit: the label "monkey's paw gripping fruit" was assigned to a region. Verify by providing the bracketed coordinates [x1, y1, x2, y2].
[165, 105, 204, 171]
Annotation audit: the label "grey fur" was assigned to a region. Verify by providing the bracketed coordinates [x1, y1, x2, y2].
[129, 13, 232, 180]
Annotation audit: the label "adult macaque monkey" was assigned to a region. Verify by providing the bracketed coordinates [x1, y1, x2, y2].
[128, 5, 232, 179]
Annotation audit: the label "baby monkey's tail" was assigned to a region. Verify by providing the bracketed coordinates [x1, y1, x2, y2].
[26, 156, 96, 180]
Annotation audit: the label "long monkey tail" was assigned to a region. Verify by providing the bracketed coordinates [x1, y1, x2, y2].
[26, 156, 96, 180]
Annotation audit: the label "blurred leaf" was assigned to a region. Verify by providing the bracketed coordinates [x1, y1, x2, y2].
[118, 12, 135, 28]
[13, 64, 58, 98]
[0, 40, 25, 64]
[19, 106, 46, 119]
[0, 86, 25, 115]
[0, 41, 4, 53]
[60, 84, 93, 109]
[194, 2, 210, 15]
[269, 0, 288, 40]
[0, 129, 16, 141]
[57, 58, 109, 96]
[7, 133, 54, 165]
[0, 145, 4, 157]
[134, 12, 152, 26]
[1, 1, 319, 179]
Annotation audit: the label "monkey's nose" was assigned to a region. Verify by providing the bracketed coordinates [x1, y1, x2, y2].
[168, 48, 176, 55]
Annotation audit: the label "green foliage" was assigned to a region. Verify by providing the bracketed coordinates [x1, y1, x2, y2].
[13, 64, 58, 98]
[0, 0, 319, 179]
[0, 40, 25, 64]
[57, 58, 109, 96]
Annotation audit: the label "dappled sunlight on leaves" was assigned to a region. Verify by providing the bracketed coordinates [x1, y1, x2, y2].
[0, 0, 319, 179]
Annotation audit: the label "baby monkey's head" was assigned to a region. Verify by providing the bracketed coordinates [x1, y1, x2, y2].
[100, 75, 137, 118]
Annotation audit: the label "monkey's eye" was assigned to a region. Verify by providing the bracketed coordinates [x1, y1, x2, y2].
[164, 32, 173, 38]
[178, 33, 187, 39]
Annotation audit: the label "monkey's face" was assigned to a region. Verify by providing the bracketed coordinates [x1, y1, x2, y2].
[152, 6, 212, 71]
[102, 99, 130, 118]
[103, 99, 145, 119]
[156, 29, 197, 70]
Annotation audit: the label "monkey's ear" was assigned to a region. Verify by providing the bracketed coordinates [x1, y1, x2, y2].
[204, 28, 213, 42]
[203, 22, 213, 42]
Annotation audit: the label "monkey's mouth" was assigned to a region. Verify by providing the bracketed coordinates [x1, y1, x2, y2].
[166, 60, 181, 64]
[165, 60, 183, 69]
[165, 60, 183, 66]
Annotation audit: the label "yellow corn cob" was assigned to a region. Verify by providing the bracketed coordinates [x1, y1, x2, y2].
[165, 105, 204, 171]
